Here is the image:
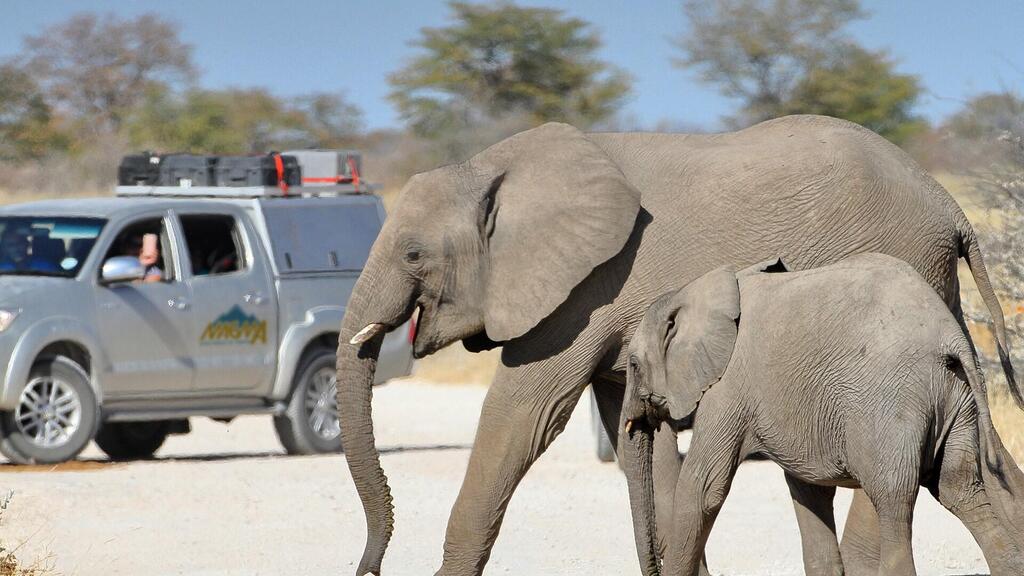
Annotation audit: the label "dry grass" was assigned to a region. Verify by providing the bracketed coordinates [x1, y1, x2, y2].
[991, 392, 1024, 464]
[0, 492, 53, 576]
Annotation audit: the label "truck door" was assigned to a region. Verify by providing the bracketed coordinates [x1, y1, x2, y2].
[177, 210, 277, 393]
[95, 213, 196, 395]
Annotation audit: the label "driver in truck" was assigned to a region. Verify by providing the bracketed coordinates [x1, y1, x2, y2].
[121, 232, 164, 283]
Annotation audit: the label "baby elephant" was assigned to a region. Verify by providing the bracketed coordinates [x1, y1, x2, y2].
[620, 253, 1024, 576]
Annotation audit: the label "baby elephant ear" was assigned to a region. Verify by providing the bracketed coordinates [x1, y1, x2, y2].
[664, 267, 741, 421]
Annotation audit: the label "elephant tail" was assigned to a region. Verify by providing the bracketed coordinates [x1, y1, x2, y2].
[950, 341, 1024, 537]
[957, 218, 1023, 410]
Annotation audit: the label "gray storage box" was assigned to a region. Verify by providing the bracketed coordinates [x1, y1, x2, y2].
[284, 149, 362, 186]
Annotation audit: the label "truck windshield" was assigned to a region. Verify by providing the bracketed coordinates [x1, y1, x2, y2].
[0, 216, 106, 277]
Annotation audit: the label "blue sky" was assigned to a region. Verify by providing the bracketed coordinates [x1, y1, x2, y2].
[2, 1, 1022, 132]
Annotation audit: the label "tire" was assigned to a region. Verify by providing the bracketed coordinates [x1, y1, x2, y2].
[274, 347, 343, 455]
[0, 357, 99, 465]
[95, 421, 171, 461]
[590, 390, 616, 463]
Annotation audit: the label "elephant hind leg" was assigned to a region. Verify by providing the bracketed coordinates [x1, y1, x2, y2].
[859, 434, 923, 576]
[926, 425, 1024, 575]
[785, 474, 842, 576]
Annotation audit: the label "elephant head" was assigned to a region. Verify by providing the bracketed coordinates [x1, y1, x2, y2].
[619, 266, 741, 575]
[338, 122, 641, 575]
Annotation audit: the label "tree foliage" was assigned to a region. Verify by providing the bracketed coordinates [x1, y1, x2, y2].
[780, 46, 925, 144]
[676, 0, 923, 143]
[389, 1, 631, 137]
[21, 13, 194, 133]
[0, 64, 70, 161]
[125, 87, 362, 154]
[945, 92, 1024, 143]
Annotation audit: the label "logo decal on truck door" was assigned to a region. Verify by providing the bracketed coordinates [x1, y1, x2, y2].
[201, 305, 268, 345]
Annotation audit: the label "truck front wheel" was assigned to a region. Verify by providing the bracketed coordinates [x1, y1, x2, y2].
[0, 357, 99, 465]
[274, 347, 343, 455]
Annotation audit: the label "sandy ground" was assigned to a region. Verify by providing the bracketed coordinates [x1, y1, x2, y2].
[0, 379, 993, 575]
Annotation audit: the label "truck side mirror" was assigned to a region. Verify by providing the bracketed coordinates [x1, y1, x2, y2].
[101, 256, 145, 284]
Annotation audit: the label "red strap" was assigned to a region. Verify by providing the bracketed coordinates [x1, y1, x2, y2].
[348, 157, 360, 190]
[274, 154, 288, 195]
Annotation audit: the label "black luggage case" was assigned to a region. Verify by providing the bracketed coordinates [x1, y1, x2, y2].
[117, 153, 162, 186]
[160, 154, 216, 186]
[214, 153, 301, 188]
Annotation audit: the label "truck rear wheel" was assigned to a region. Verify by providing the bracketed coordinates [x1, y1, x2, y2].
[0, 357, 99, 465]
[95, 421, 174, 461]
[274, 347, 342, 455]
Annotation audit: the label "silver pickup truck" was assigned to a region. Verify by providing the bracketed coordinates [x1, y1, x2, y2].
[0, 184, 413, 464]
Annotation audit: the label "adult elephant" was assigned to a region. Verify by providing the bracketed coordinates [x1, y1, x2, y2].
[337, 115, 1018, 576]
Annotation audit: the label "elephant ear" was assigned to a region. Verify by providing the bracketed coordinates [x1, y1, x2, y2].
[471, 123, 641, 342]
[663, 267, 741, 421]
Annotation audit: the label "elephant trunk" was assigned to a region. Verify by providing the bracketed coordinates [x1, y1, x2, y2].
[337, 255, 413, 576]
[621, 381, 662, 576]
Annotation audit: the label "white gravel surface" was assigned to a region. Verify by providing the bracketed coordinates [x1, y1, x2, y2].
[0, 379, 991, 575]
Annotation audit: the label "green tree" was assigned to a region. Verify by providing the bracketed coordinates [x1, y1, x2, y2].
[0, 63, 70, 161]
[125, 88, 362, 153]
[780, 46, 925, 144]
[293, 93, 364, 148]
[677, 0, 865, 124]
[389, 1, 631, 137]
[676, 0, 924, 142]
[22, 13, 194, 134]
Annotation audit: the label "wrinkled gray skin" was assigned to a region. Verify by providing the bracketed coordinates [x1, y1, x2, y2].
[336, 116, 1020, 576]
[622, 254, 1024, 576]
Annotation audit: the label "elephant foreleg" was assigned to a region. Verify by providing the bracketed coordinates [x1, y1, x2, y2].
[839, 489, 880, 576]
[664, 434, 740, 576]
[785, 474, 842, 576]
[435, 356, 593, 576]
[655, 424, 712, 576]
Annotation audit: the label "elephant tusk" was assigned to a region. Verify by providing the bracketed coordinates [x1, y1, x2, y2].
[625, 419, 633, 434]
[350, 323, 386, 345]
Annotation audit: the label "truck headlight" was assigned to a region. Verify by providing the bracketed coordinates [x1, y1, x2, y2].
[0, 310, 18, 332]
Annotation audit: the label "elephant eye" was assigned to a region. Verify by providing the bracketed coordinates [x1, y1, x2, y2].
[405, 250, 421, 263]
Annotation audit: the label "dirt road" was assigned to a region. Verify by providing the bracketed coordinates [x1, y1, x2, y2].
[0, 379, 989, 575]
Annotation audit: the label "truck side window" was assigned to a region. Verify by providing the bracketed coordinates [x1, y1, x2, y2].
[180, 214, 245, 276]
[103, 218, 173, 282]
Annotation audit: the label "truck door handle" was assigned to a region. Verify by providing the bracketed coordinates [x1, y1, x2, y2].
[167, 297, 190, 311]
[244, 292, 267, 305]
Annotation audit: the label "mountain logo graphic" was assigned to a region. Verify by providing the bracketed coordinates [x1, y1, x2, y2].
[200, 305, 267, 345]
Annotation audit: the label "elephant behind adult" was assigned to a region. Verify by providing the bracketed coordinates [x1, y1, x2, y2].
[336, 115, 1017, 576]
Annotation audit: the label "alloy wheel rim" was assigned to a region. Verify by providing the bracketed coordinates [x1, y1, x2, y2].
[305, 367, 340, 441]
[15, 376, 82, 449]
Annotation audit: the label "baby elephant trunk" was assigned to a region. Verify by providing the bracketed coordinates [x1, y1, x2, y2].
[621, 371, 663, 576]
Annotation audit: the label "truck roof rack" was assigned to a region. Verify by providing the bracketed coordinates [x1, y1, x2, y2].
[115, 182, 379, 198]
